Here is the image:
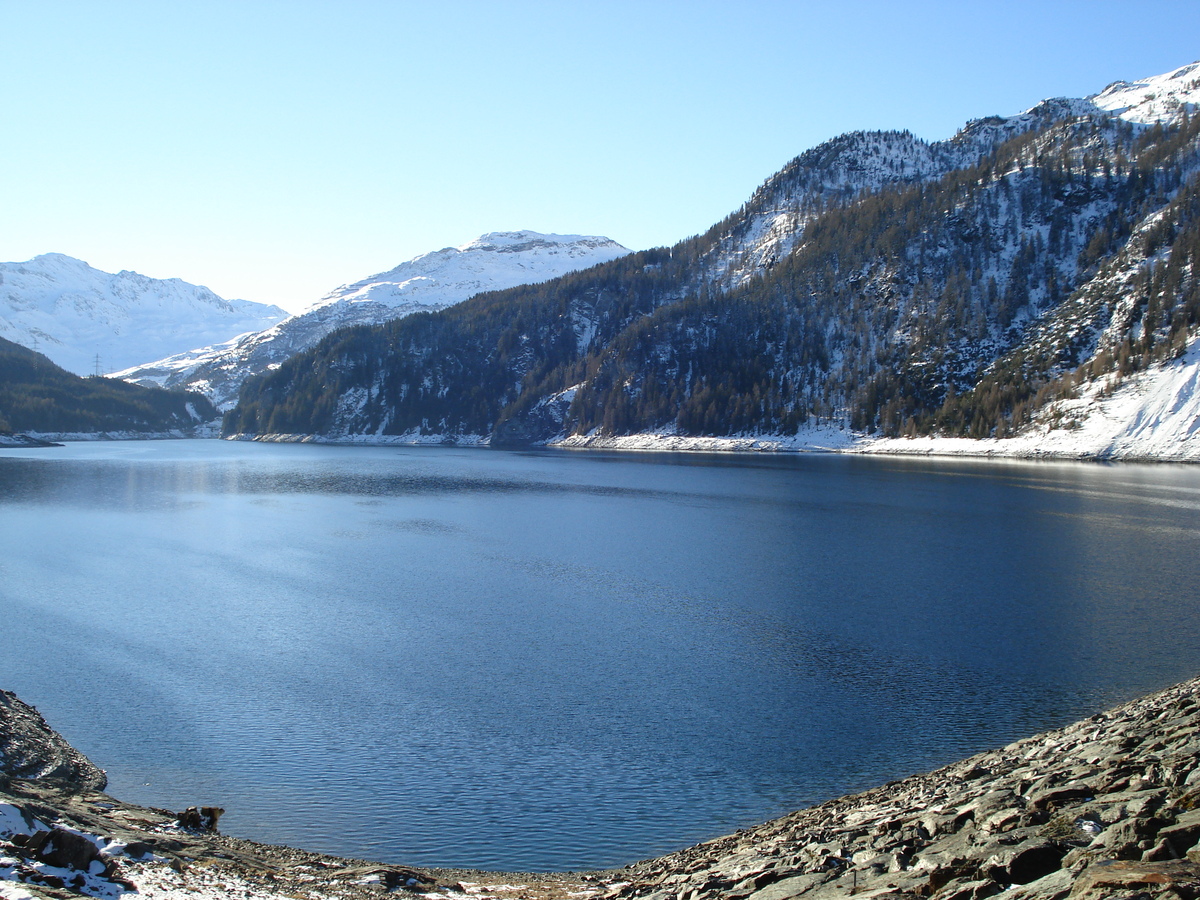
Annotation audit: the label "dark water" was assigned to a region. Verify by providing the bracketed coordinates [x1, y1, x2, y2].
[2, 441, 1200, 871]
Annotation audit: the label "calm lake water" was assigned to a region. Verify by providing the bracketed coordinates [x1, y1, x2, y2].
[3, 440, 1200, 871]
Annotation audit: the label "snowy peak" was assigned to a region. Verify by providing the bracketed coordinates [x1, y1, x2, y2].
[117, 231, 630, 409]
[309, 231, 629, 311]
[1090, 61, 1200, 124]
[459, 231, 628, 256]
[950, 62, 1200, 150]
[0, 254, 288, 375]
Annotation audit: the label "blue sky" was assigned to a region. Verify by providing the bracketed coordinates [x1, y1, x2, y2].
[3, 0, 1199, 313]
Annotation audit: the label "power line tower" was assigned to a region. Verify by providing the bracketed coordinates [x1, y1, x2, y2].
[93, 353, 103, 378]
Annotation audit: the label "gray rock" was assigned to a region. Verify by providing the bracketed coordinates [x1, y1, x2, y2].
[932, 877, 1001, 900]
[1068, 859, 1200, 900]
[747, 873, 831, 900]
[1158, 809, 1200, 857]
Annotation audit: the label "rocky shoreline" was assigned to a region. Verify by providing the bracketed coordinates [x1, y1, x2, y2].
[0, 689, 610, 900]
[606, 677, 1200, 900]
[3, 678, 1200, 900]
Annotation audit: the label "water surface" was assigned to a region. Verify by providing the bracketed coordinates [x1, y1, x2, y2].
[2, 441, 1199, 870]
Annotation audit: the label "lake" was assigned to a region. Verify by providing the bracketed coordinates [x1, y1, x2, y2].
[2, 440, 1200, 871]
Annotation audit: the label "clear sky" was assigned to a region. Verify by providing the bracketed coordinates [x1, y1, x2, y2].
[3, 0, 1199, 314]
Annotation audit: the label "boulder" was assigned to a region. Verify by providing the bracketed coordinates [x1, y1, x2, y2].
[26, 826, 104, 872]
[176, 806, 225, 832]
[1069, 860, 1200, 900]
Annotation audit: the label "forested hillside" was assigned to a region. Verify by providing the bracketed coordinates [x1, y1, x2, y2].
[0, 337, 218, 435]
[224, 64, 1200, 449]
[116, 232, 630, 410]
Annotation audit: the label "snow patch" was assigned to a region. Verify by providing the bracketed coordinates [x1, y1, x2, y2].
[551, 425, 859, 454]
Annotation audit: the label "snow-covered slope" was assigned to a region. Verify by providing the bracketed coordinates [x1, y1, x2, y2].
[856, 332, 1200, 461]
[313, 231, 629, 312]
[1088, 60, 1200, 124]
[116, 231, 630, 409]
[688, 61, 1200, 300]
[0, 254, 287, 376]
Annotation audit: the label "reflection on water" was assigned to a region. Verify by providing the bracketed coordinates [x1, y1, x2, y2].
[2, 441, 1200, 870]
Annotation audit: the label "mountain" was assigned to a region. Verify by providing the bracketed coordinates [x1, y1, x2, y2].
[0, 253, 288, 377]
[223, 62, 1200, 460]
[115, 232, 630, 409]
[0, 336, 218, 436]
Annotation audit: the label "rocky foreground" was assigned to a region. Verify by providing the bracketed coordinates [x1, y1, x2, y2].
[3, 678, 1200, 900]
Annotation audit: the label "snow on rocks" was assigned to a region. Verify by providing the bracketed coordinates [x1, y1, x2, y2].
[550, 425, 859, 454]
[1088, 61, 1200, 125]
[231, 430, 492, 447]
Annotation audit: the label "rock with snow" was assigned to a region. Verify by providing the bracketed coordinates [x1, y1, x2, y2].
[116, 231, 630, 409]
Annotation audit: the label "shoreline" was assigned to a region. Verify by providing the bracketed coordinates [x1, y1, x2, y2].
[219, 429, 1200, 465]
[218, 330, 1200, 464]
[5, 678, 1200, 899]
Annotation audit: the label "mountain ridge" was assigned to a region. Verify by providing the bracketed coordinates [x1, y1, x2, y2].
[115, 231, 631, 409]
[222, 60, 1200, 459]
[0, 253, 288, 377]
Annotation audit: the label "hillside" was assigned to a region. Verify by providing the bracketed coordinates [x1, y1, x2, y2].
[222, 62, 1200, 460]
[0, 337, 218, 437]
[115, 232, 630, 410]
[0, 254, 287, 377]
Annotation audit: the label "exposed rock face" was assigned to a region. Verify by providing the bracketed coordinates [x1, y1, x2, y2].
[604, 677, 1200, 900]
[0, 689, 106, 791]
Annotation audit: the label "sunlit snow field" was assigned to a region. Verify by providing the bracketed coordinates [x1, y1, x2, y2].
[3, 440, 1200, 870]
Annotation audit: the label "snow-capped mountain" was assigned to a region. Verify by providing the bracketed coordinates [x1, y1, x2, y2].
[689, 61, 1200, 301]
[313, 231, 630, 313]
[116, 231, 629, 408]
[223, 60, 1200, 462]
[0, 254, 288, 376]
